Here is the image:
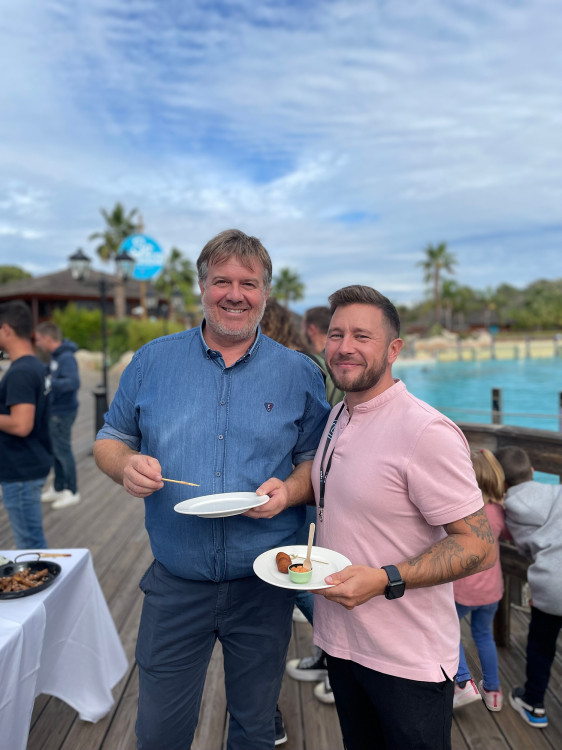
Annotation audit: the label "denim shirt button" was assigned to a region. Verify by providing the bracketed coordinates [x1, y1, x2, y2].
[220, 400, 225, 405]
[216, 472, 221, 477]
[218, 434, 223, 440]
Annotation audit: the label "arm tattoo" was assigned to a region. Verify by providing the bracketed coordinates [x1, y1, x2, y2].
[407, 537, 481, 585]
[446, 507, 495, 544]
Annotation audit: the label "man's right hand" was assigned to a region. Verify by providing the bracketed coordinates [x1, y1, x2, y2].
[122, 454, 164, 498]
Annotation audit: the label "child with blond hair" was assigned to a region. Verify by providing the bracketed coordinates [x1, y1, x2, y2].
[453, 449, 506, 711]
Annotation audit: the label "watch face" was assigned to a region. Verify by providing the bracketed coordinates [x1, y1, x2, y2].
[386, 581, 406, 600]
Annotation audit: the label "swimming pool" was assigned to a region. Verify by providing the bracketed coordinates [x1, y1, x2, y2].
[393, 357, 561, 484]
[394, 357, 561, 432]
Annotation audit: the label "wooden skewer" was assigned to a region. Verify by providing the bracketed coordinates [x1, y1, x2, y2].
[40, 553, 72, 558]
[161, 478, 200, 487]
[290, 554, 328, 564]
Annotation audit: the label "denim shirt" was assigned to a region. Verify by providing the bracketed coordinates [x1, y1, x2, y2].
[97, 326, 330, 581]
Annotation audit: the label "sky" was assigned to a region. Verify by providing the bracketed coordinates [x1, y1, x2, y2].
[1, 0, 561, 311]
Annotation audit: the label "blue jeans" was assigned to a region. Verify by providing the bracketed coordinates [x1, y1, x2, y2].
[294, 505, 316, 625]
[50, 411, 77, 493]
[455, 601, 500, 691]
[1, 478, 48, 549]
[135, 561, 295, 750]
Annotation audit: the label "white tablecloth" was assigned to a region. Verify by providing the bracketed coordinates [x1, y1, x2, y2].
[0, 548, 128, 750]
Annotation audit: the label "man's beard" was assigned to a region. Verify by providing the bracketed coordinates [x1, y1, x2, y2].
[201, 298, 267, 341]
[326, 354, 388, 393]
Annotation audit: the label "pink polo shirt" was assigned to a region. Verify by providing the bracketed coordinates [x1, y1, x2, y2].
[312, 380, 483, 682]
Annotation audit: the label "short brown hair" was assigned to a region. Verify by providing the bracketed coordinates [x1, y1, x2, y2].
[35, 321, 62, 341]
[328, 285, 400, 339]
[0, 300, 33, 340]
[303, 306, 332, 334]
[197, 229, 272, 287]
[496, 446, 533, 487]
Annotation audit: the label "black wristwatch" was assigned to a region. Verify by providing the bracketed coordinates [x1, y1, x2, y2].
[382, 565, 406, 600]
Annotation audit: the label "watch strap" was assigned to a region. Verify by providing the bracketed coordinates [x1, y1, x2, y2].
[382, 564, 405, 600]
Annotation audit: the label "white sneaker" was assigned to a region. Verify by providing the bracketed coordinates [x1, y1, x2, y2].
[52, 491, 81, 509]
[453, 679, 482, 709]
[314, 676, 335, 704]
[286, 647, 328, 681]
[41, 489, 65, 503]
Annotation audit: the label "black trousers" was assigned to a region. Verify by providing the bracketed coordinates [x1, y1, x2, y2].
[524, 605, 562, 706]
[327, 654, 454, 750]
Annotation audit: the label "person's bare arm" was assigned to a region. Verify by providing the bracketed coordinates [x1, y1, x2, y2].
[315, 507, 496, 610]
[0, 403, 35, 437]
[244, 460, 314, 519]
[93, 439, 164, 498]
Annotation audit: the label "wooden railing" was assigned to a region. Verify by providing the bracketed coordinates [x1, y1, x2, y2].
[457, 422, 562, 646]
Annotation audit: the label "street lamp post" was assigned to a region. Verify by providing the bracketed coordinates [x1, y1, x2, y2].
[171, 286, 185, 327]
[160, 302, 169, 335]
[68, 248, 135, 435]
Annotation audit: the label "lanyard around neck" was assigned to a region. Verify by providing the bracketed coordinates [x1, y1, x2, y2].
[319, 403, 345, 521]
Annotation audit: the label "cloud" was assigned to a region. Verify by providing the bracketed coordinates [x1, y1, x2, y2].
[1, 0, 561, 308]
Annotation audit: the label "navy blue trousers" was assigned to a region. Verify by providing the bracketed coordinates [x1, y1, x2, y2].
[327, 654, 454, 750]
[135, 561, 294, 750]
[50, 411, 77, 493]
[524, 605, 562, 705]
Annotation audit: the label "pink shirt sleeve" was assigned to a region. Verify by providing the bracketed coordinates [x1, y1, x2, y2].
[405, 419, 484, 525]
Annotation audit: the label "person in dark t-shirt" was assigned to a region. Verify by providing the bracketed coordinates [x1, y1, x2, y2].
[0, 300, 51, 548]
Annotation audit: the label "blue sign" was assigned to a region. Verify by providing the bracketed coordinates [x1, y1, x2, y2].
[119, 234, 165, 281]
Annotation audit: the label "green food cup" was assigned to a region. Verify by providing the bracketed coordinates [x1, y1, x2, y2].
[288, 563, 313, 584]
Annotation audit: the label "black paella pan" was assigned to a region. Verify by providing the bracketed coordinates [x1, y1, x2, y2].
[0, 553, 62, 599]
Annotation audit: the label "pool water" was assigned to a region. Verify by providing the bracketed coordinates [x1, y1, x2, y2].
[393, 357, 561, 484]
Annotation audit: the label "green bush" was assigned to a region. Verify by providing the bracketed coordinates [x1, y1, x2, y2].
[52, 304, 185, 364]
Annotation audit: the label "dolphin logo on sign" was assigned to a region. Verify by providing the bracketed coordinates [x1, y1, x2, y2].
[119, 234, 164, 281]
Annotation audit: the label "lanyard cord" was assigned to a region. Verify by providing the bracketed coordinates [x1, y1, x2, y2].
[319, 403, 345, 521]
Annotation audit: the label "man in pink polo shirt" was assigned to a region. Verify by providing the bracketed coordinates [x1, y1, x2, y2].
[311, 285, 496, 750]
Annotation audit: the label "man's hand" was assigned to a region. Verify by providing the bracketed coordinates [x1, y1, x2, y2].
[245, 460, 315, 519]
[122, 454, 164, 498]
[244, 477, 290, 519]
[314, 565, 387, 609]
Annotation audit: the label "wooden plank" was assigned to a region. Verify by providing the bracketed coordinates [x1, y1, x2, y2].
[277, 621, 305, 750]
[458, 422, 562, 477]
[292, 620, 345, 750]
[459, 610, 558, 750]
[99, 666, 138, 750]
[192, 643, 227, 750]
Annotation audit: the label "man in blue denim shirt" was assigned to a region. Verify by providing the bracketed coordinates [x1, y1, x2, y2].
[94, 229, 329, 750]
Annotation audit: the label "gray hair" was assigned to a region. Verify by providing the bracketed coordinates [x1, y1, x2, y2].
[197, 229, 272, 288]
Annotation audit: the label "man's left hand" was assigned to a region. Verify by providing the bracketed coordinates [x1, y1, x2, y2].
[244, 477, 289, 519]
[313, 565, 387, 609]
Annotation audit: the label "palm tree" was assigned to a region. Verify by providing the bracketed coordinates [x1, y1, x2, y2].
[271, 267, 305, 309]
[155, 247, 197, 314]
[89, 202, 140, 317]
[418, 242, 457, 324]
[440, 279, 458, 331]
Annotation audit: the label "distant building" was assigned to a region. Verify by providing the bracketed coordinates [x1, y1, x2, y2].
[0, 269, 162, 326]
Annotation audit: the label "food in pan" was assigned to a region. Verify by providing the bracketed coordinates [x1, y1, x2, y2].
[0, 567, 49, 592]
[275, 551, 292, 574]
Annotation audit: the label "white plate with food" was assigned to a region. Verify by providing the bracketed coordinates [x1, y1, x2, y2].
[174, 492, 270, 518]
[253, 544, 351, 590]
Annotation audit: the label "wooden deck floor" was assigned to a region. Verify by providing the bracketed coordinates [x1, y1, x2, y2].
[1, 369, 561, 749]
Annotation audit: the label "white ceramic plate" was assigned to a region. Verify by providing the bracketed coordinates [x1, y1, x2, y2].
[174, 492, 270, 518]
[253, 544, 352, 590]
